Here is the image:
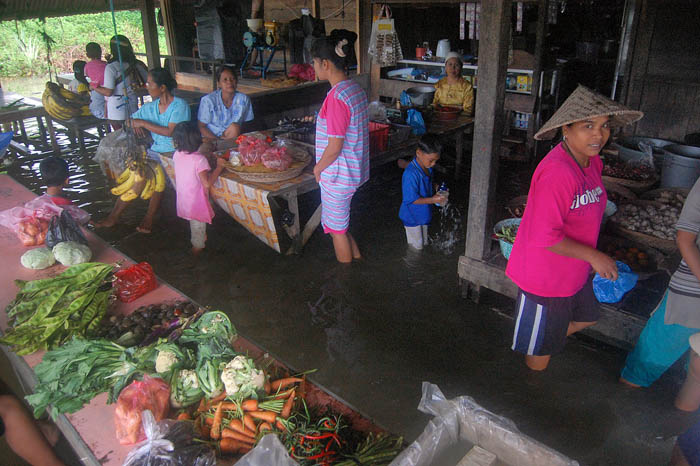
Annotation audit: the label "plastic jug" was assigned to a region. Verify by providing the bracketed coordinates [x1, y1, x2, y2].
[436, 39, 450, 58]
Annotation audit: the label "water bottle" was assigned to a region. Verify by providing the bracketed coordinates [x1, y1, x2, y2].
[435, 182, 449, 207]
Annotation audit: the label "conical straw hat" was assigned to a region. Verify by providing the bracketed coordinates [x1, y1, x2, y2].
[534, 84, 643, 140]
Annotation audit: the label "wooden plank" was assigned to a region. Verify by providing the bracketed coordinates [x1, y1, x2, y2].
[160, 0, 178, 71]
[463, 0, 511, 261]
[302, 204, 323, 246]
[357, 0, 372, 74]
[140, 0, 161, 69]
[625, 0, 655, 134]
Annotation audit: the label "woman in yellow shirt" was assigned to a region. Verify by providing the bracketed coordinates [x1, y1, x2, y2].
[432, 52, 474, 116]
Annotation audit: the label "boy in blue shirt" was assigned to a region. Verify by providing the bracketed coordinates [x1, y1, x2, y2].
[399, 135, 447, 250]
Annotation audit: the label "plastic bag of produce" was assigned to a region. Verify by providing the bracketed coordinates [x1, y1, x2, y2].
[236, 434, 299, 466]
[115, 376, 171, 445]
[15, 215, 49, 246]
[593, 261, 638, 303]
[123, 410, 216, 466]
[46, 210, 88, 248]
[114, 262, 158, 303]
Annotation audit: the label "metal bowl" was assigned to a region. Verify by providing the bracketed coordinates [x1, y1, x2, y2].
[406, 86, 436, 107]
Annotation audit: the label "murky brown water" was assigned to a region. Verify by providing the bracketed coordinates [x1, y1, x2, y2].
[3, 122, 690, 465]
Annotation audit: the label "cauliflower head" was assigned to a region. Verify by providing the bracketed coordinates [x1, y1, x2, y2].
[155, 350, 178, 373]
[221, 355, 265, 398]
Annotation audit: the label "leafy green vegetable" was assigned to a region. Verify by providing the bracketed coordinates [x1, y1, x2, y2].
[170, 369, 204, 408]
[1, 263, 113, 355]
[20, 248, 55, 269]
[496, 224, 518, 244]
[52, 241, 92, 266]
[25, 337, 157, 418]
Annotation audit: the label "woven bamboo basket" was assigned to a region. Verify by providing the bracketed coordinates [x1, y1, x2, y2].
[602, 179, 637, 202]
[601, 173, 658, 194]
[606, 199, 677, 253]
[225, 147, 312, 183]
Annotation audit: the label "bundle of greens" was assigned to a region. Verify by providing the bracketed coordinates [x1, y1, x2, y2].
[1, 263, 114, 355]
[26, 337, 157, 418]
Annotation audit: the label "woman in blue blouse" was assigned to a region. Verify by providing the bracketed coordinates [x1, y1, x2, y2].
[96, 67, 190, 233]
[197, 66, 254, 142]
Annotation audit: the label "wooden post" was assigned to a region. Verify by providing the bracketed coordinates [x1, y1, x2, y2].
[357, 0, 372, 74]
[527, 0, 547, 148]
[160, 0, 177, 72]
[140, 0, 161, 69]
[311, 0, 320, 18]
[463, 0, 512, 260]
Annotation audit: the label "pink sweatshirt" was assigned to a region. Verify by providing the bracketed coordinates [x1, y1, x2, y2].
[505, 143, 607, 297]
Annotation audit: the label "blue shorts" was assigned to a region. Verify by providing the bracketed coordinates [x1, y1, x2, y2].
[679, 419, 700, 466]
[511, 280, 600, 356]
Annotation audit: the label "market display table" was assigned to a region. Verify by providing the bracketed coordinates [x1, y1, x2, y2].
[159, 151, 320, 255]
[426, 114, 474, 174]
[0, 91, 60, 155]
[0, 173, 383, 465]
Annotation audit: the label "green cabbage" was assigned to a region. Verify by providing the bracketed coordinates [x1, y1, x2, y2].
[52, 241, 92, 266]
[20, 248, 55, 269]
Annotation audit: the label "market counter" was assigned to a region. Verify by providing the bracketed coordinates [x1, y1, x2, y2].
[0, 174, 384, 465]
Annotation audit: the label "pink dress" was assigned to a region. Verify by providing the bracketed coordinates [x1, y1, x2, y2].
[505, 143, 607, 298]
[84, 59, 107, 88]
[173, 151, 214, 223]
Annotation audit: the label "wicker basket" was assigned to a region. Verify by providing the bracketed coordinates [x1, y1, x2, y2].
[640, 187, 690, 203]
[601, 174, 658, 194]
[225, 147, 312, 183]
[602, 179, 637, 202]
[598, 234, 668, 276]
[494, 218, 521, 260]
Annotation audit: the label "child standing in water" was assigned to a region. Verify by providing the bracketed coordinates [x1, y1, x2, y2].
[311, 36, 370, 263]
[171, 121, 225, 254]
[399, 135, 447, 250]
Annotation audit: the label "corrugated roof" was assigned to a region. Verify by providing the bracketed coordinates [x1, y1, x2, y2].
[0, 0, 154, 21]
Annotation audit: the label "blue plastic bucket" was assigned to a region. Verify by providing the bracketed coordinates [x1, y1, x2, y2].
[494, 218, 521, 260]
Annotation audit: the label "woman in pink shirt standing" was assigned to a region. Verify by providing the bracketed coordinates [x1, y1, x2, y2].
[505, 85, 643, 371]
[171, 121, 225, 254]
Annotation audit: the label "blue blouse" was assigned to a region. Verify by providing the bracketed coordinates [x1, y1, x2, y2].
[131, 97, 191, 153]
[197, 90, 254, 137]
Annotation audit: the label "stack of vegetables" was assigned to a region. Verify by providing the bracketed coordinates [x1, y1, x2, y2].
[0, 262, 114, 355]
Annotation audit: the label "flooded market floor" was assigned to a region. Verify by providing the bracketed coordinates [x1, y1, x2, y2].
[2, 127, 699, 466]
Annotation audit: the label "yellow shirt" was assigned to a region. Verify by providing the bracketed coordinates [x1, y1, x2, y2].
[432, 77, 474, 115]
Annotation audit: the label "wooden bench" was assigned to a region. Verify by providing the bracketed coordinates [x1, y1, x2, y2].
[48, 115, 111, 153]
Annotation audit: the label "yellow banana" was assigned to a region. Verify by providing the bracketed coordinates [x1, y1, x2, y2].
[153, 163, 166, 192]
[116, 167, 131, 184]
[110, 169, 136, 196]
[140, 171, 155, 200]
[120, 174, 146, 202]
[120, 190, 139, 202]
[58, 86, 81, 101]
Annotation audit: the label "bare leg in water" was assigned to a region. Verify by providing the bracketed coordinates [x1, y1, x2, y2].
[331, 232, 362, 263]
[524, 320, 597, 371]
[93, 191, 162, 233]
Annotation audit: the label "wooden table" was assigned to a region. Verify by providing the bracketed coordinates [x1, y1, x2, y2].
[0, 91, 59, 155]
[426, 114, 475, 174]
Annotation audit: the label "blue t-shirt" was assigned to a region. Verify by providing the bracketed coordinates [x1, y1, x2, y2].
[197, 90, 254, 137]
[131, 97, 191, 153]
[399, 158, 433, 227]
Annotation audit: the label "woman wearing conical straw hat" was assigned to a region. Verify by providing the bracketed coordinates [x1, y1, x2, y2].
[505, 85, 643, 371]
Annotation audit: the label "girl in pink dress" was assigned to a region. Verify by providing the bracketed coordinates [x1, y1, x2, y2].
[171, 121, 225, 254]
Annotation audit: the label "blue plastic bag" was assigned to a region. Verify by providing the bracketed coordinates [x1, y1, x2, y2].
[593, 261, 638, 303]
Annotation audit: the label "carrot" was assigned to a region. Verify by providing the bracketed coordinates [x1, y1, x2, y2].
[243, 413, 257, 433]
[270, 377, 303, 391]
[177, 412, 191, 421]
[220, 402, 239, 411]
[264, 380, 271, 394]
[197, 398, 207, 413]
[222, 428, 256, 444]
[241, 399, 258, 411]
[280, 390, 295, 419]
[275, 419, 287, 432]
[259, 422, 273, 432]
[227, 418, 256, 439]
[204, 416, 214, 426]
[210, 402, 224, 440]
[248, 410, 277, 424]
[201, 423, 211, 440]
[219, 438, 252, 455]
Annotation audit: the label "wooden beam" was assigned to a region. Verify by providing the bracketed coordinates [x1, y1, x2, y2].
[140, 0, 161, 69]
[311, 0, 320, 18]
[160, 0, 177, 71]
[357, 0, 373, 74]
[527, 0, 546, 146]
[463, 0, 512, 260]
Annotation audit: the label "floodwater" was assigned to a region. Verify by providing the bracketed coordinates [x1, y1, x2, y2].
[3, 124, 698, 466]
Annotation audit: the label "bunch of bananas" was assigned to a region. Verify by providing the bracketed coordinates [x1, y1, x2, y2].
[111, 157, 166, 202]
[42, 82, 91, 121]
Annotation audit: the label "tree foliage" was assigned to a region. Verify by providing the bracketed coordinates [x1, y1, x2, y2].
[0, 11, 167, 77]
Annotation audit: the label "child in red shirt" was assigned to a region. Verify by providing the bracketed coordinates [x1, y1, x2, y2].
[39, 156, 72, 206]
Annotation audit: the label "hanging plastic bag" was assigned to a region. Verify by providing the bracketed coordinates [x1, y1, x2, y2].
[368, 5, 403, 66]
[115, 376, 171, 445]
[593, 261, 638, 303]
[45, 210, 88, 248]
[123, 410, 216, 466]
[236, 434, 299, 466]
[114, 262, 158, 303]
[406, 109, 426, 136]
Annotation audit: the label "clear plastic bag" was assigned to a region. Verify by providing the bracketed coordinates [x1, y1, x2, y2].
[123, 410, 216, 466]
[115, 376, 171, 445]
[389, 383, 578, 466]
[236, 434, 299, 466]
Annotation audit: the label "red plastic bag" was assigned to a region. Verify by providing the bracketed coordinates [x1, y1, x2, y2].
[16, 216, 49, 246]
[114, 375, 170, 445]
[114, 262, 158, 303]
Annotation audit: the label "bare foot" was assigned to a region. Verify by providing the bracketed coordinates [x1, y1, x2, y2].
[192, 246, 204, 255]
[619, 377, 641, 388]
[137, 218, 153, 234]
[38, 420, 61, 446]
[92, 218, 117, 228]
